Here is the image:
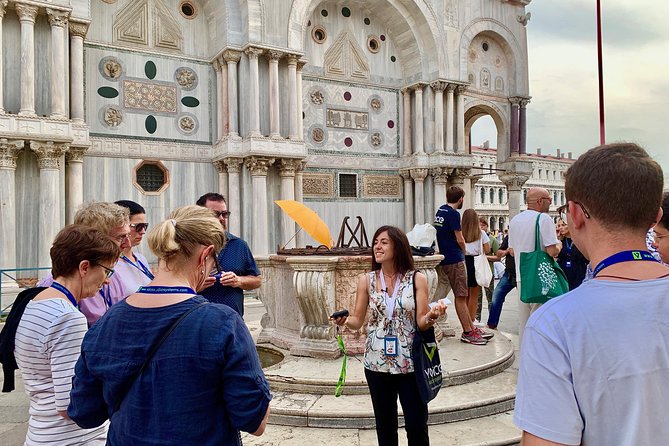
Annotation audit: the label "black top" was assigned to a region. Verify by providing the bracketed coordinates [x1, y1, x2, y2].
[557, 237, 589, 290]
[499, 236, 516, 285]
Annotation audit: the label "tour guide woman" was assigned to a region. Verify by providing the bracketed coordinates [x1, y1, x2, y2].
[333, 225, 446, 446]
[67, 206, 271, 445]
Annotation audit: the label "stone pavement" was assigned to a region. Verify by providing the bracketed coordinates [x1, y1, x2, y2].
[0, 287, 521, 445]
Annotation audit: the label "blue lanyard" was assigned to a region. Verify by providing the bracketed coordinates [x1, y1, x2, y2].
[592, 250, 659, 277]
[565, 239, 573, 254]
[99, 284, 112, 308]
[138, 286, 196, 295]
[50, 282, 78, 309]
[121, 255, 155, 280]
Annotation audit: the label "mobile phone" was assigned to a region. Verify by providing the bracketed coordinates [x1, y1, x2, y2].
[331, 309, 349, 319]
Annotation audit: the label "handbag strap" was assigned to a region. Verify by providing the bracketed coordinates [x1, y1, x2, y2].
[112, 301, 209, 413]
[534, 214, 542, 253]
[412, 271, 419, 329]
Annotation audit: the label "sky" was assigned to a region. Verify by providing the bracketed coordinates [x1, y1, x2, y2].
[470, 0, 669, 176]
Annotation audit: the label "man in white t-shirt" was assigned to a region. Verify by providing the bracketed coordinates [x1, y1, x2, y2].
[509, 187, 561, 342]
[514, 143, 669, 445]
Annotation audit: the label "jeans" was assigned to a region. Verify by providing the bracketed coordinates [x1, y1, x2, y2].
[486, 272, 516, 328]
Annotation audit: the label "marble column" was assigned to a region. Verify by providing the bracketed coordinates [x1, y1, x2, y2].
[47, 9, 68, 119]
[278, 159, 298, 249]
[431, 81, 446, 152]
[413, 85, 424, 154]
[456, 85, 467, 153]
[213, 59, 227, 140]
[294, 161, 306, 247]
[267, 51, 283, 138]
[400, 170, 414, 231]
[224, 157, 243, 236]
[500, 173, 530, 220]
[223, 50, 241, 137]
[519, 98, 530, 155]
[297, 60, 306, 139]
[445, 84, 455, 152]
[16, 4, 38, 116]
[449, 168, 470, 208]
[69, 22, 88, 123]
[401, 88, 412, 156]
[245, 47, 263, 137]
[510, 97, 520, 155]
[0, 0, 9, 112]
[31, 141, 68, 277]
[287, 55, 299, 140]
[213, 160, 228, 203]
[65, 148, 86, 224]
[0, 140, 24, 281]
[411, 168, 428, 224]
[431, 167, 449, 214]
[246, 157, 275, 254]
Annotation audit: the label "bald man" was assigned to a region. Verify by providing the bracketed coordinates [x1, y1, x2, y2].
[509, 187, 562, 342]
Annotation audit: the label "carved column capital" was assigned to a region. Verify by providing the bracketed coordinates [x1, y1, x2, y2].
[46, 8, 69, 28]
[286, 54, 299, 66]
[222, 49, 242, 63]
[295, 160, 307, 173]
[0, 139, 25, 170]
[412, 83, 425, 94]
[223, 157, 244, 173]
[68, 21, 89, 38]
[400, 87, 412, 95]
[430, 81, 447, 92]
[213, 159, 227, 173]
[456, 84, 468, 94]
[469, 175, 482, 188]
[0, 0, 9, 19]
[499, 173, 530, 191]
[31, 141, 68, 170]
[266, 50, 284, 61]
[430, 167, 449, 185]
[65, 147, 87, 164]
[399, 169, 412, 181]
[449, 168, 471, 185]
[245, 156, 275, 176]
[278, 158, 299, 177]
[297, 59, 308, 71]
[244, 46, 264, 59]
[15, 3, 38, 22]
[410, 168, 429, 182]
[519, 98, 531, 108]
[446, 83, 457, 93]
[509, 96, 522, 106]
[212, 58, 222, 72]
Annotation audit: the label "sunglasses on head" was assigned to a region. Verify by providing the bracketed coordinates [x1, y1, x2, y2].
[129, 223, 149, 232]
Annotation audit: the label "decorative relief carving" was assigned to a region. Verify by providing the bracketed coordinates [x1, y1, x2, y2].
[30, 141, 68, 170]
[65, 148, 87, 163]
[177, 113, 198, 134]
[99, 57, 123, 80]
[245, 157, 274, 176]
[224, 157, 244, 173]
[69, 21, 89, 38]
[480, 69, 491, 89]
[410, 168, 429, 182]
[430, 167, 450, 185]
[449, 168, 471, 185]
[495, 76, 504, 92]
[113, 0, 149, 46]
[46, 9, 69, 28]
[310, 89, 325, 105]
[278, 158, 300, 176]
[153, 0, 183, 51]
[0, 0, 9, 20]
[500, 173, 530, 190]
[370, 98, 381, 110]
[369, 132, 383, 148]
[123, 80, 177, 113]
[445, 0, 459, 28]
[174, 67, 197, 90]
[0, 139, 24, 170]
[15, 4, 38, 22]
[303, 173, 335, 198]
[324, 31, 369, 79]
[223, 49, 242, 63]
[362, 175, 402, 198]
[311, 127, 325, 143]
[102, 106, 123, 127]
[326, 109, 368, 130]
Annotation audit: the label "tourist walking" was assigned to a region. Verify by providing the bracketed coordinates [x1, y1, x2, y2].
[515, 143, 669, 445]
[68, 206, 271, 445]
[332, 226, 445, 446]
[113, 200, 154, 296]
[10, 225, 119, 445]
[486, 235, 516, 330]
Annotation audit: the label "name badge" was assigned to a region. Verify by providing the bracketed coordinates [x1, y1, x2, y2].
[565, 260, 572, 268]
[384, 336, 398, 357]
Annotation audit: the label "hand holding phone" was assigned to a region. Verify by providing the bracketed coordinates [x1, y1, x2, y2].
[330, 309, 349, 322]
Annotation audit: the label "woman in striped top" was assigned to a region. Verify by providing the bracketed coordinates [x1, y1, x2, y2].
[14, 225, 120, 445]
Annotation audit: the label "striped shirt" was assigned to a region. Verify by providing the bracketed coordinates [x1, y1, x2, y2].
[14, 298, 108, 445]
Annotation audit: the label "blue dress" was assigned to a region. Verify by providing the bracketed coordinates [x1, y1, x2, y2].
[67, 296, 271, 445]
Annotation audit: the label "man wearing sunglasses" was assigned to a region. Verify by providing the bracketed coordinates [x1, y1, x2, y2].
[196, 192, 261, 316]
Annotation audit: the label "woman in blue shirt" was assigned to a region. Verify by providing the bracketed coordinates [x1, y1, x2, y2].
[68, 206, 271, 445]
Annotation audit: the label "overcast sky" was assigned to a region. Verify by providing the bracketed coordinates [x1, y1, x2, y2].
[471, 0, 669, 175]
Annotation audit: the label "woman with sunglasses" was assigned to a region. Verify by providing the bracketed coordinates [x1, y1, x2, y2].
[7, 225, 120, 445]
[114, 200, 154, 296]
[68, 206, 271, 445]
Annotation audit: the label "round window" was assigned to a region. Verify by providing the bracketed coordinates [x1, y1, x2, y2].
[482, 41, 489, 51]
[179, 1, 197, 19]
[367, 35, 381, 53]
[312, 26, 327, 44]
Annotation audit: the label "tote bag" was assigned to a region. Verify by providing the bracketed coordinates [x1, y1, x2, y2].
[519, 216, 569, 304]
[474, 235, 493, 287]
[411, 272, 443, 404]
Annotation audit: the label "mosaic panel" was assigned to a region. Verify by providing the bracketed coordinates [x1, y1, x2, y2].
[326, 109, 368, 130]
[123, 80, 178, 114]
[303, 173, 335, 198]
[362, 175, 402, 198]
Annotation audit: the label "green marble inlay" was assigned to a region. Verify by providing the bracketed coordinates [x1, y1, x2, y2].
[97, 86, 119, 98]
[181, 96, 200, 108]
[145, 60, 157, 80]
[145, 115, 157, 134]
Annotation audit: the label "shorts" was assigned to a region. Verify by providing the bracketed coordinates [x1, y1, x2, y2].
[464, 255, 478, 288]
[438, 261, 468, 298]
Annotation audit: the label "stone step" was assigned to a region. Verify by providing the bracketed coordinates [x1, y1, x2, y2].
[268, 365, 517, 429]
[242, 411, 520, 445]
[262, 332, 515, 395]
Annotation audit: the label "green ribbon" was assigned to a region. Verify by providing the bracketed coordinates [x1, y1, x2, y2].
[335, 334, 347, 397]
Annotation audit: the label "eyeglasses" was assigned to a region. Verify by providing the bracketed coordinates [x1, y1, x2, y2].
[129, 223, 149, 232]
[559, 201, 591, 221]
[94, 263, 115, 279]
[654, 229, 669, 240]
[212, 211, 231, 219]
[113, 233, 130, 244]
[212, 251, 222, 274]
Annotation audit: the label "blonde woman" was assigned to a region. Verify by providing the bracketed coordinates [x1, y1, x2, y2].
[461, 209, 494, 340]
[68, 206, 271, 445]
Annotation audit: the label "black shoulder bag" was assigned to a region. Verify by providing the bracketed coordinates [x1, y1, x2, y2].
[410, 272, 443, 404]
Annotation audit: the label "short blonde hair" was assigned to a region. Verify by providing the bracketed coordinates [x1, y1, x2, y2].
[148, 205, 226, 261]
[74, 202, 130, 235]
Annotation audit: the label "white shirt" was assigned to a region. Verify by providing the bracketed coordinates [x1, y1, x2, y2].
[114, 251, 153, 298]
[515, 277, 669, 445]
[464, 230, 490, 256]
[508, 210, 559, 283]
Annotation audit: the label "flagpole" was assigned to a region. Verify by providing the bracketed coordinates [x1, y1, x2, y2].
[596, 0, 605, 144]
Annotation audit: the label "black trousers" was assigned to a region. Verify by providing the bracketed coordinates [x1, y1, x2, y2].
[364, 368, 429, 446]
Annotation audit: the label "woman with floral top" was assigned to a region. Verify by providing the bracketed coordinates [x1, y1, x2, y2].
[332, 225, 446, 446]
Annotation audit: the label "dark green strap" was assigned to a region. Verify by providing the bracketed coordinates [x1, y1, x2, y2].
[534, 215, 542, 253]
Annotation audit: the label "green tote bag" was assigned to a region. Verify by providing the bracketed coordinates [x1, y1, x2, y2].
[519, 215, 569, 304]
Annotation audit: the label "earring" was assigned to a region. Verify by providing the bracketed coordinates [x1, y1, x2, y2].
[201, 269, 205, 275]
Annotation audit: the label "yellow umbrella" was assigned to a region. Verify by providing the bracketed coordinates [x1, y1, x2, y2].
[275, 200, 333, 248]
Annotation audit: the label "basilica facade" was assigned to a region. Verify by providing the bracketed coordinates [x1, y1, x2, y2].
[0, 0, 537, 273]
